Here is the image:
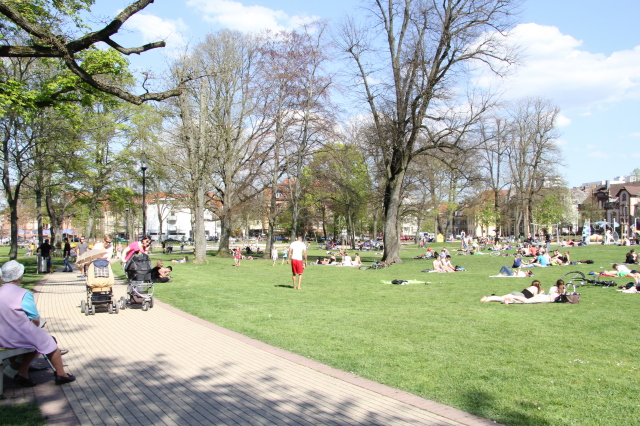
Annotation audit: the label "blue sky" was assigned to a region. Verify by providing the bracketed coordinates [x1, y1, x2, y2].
[88, 0, 640, 187]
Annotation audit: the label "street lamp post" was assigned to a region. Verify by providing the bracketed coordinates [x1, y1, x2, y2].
[141, 154, 148, 237]
[125, 206, 130, 241]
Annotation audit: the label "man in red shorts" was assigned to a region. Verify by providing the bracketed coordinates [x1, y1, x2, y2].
[288, 236, 308, 290]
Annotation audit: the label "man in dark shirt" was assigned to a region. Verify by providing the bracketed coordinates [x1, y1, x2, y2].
[39, 239, 53, 273]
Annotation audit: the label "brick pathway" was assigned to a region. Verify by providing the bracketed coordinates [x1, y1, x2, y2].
[2, 269, 501, 426]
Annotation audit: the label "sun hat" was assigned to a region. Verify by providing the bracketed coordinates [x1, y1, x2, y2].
[2, 260, 25, 282]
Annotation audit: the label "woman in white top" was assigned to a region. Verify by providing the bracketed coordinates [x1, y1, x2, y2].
[92, 234, 114, 261]
[342, 252, 353, 266]
[481, 280, 565, 304]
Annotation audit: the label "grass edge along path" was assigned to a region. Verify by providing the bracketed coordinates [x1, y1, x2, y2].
[156, 243, 640, 426]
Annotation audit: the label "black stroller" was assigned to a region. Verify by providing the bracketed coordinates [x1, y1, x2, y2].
[120, 253, 155, 311]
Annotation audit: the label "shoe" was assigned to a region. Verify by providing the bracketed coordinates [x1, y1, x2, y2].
[28, 365, 48, 372]
[13, 374, 36, 387]
[55, 373, 75, 385]
[77, 275, 85, 278]
[60, 349, 69, 356]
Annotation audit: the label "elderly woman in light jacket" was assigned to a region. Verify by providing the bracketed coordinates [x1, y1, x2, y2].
[0, 261, 75, 387]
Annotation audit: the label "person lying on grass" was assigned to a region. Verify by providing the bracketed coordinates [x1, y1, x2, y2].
[496, 265, 534, 277]
[481, 280, 566, 304]
[172, 256, 189, 263]
[480, 280, 544, 303]
[599, 264, 640, 280]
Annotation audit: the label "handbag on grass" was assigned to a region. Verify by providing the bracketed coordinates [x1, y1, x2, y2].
[560, 293, 581, 304]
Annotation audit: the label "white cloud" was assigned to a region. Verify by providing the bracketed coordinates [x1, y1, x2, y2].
[477, 23, 640, 111]
[555, 114, 572, 127]
[632, 153, 640, 158]
[186, 0, 318, 33]
[629, 132, 640, 138]
[124, 13, 189, 52]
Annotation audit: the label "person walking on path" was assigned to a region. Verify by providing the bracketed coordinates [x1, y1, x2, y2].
[76, 236, 89, 278]
[38, 239, 53, 273]
[288, 236, 308, 290]
[62, 238, 73, 272]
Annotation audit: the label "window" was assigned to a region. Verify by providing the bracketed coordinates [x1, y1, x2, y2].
[622, 193, 627, 202]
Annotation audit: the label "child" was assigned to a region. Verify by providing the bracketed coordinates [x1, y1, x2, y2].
[233, 247, 241, 267]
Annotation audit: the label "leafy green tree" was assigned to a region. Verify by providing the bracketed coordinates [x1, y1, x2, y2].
[532, 193, 566, 229]
[304, 143, 371, 249]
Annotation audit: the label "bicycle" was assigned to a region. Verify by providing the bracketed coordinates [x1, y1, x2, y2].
[560, 271, 616, 288]
[359, 261, 390, 270]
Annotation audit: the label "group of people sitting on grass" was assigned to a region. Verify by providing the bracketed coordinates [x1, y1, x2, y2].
[315, 252, 362, 266]
[432, 255, 458, 272]
[480, 279, 566, 304]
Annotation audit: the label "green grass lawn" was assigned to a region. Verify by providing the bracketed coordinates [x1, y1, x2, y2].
[153, 243, 640, 426]
[3, 244, 640, 425]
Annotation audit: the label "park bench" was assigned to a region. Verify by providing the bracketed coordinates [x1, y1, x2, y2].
[1, 347, 35, 395]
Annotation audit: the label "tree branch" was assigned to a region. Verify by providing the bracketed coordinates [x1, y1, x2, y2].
[0, 0, 181, 104]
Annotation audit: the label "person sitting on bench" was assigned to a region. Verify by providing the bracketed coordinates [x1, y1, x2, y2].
[0, 260, 75, 387]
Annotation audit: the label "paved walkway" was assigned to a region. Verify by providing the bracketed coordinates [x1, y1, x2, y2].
[2, 269, 501, 426]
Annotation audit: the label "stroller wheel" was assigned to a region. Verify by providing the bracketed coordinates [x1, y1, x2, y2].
[149, 298, 154, 309]
[80, 300, 86, 314]
[90, 305, 96, 315]
[108, 303, 113, 314]
[142, 302, 150, 311]
[119, 296, 126, 310]
[114, 301, 120, 314]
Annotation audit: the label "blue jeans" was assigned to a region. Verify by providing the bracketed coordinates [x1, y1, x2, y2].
[63, 257, 72, 272]
[500, 265, 514, 276]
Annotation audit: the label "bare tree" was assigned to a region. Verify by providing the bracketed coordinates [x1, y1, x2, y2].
[507, 97, 563, 236]
[337, 0, 516, 262]
[166, 31, 272, 260]
[477, 116, 512, 234]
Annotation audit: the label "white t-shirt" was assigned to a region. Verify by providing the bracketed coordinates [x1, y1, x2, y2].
[289, 240, 306, 260]
[617, 264, 631, 273]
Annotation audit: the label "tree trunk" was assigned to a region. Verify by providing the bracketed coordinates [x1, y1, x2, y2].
[193, 187, 207, 263]
[45, 188, 62, 248]
[8, 200, 19, 260]
[156, 204, 164, 241]
[382, 171, 405, 263]
[218, 212, 232, 255]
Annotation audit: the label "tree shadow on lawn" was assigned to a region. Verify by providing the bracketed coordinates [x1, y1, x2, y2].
[462, 390, 552, 426]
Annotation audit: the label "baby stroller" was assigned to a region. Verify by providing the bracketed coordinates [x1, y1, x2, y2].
[81, 259, 119, 315]
[121, 253, 155, 311]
